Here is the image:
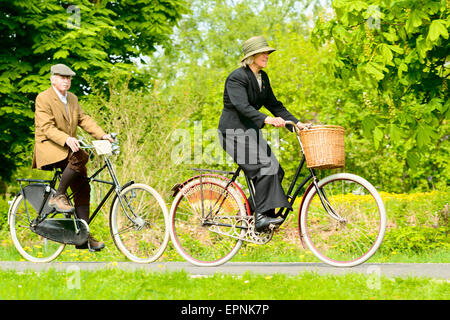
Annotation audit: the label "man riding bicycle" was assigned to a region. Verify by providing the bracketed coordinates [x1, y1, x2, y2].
[32, 63, 113, 251]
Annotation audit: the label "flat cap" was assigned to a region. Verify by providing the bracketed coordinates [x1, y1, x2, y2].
[51, 64, 76, 76]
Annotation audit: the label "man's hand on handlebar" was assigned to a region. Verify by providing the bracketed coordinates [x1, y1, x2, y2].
[66, 136, 80, 152]
[67, 134, 115, 152]
[102, 134, 115, 143]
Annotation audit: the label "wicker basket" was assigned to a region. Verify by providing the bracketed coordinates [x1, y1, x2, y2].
[299, 125, 345, 169]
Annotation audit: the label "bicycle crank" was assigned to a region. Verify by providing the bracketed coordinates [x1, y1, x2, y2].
[206, 215, 274, 245]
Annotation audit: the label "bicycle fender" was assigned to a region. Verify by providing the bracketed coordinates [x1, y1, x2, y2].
[297, 182, 314, 249]
[170, 174, 230, 197]
[172, 174, 251, 216]
[7, 192, 21, 226]
[108, 180, 135, 217]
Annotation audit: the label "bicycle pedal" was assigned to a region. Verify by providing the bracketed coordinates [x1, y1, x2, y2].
[87, 244, 100, 252]
[268, 223, 280, 231]
[87, 242, 97, 252]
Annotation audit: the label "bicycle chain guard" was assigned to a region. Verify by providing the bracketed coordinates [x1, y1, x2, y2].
[31, 218, 89, 246]
[207, 215, 274, 245]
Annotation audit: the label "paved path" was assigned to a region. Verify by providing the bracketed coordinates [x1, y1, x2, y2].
[1, 261, 449, 279]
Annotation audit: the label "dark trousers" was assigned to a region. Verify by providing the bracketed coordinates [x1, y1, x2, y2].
[43, 150, 91, 207]
[219, 129, 292, 214]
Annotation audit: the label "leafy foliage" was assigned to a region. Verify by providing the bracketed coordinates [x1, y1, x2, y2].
[311, 0, 449, 189]
[0, 0, 187, 181]
[382, 225, 449, 253]
[2, 0, 448, 193]
[145, 0, 448, 192]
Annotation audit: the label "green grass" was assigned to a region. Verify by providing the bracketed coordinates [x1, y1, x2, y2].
[1, 227, 449, 264]
[2, 230, 449, 264]
[1, 190, 449, 301]
[0, 268, 448, 300]
[1, 189, 448, 264]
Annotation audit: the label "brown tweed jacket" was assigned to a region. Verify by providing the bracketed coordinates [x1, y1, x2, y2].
[32, 87, 106, 169]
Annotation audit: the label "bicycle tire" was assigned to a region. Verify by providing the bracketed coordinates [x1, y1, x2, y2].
[169, 177, 249, 266]
[110, 183, 169, 263]
[299, 173, 386, 267]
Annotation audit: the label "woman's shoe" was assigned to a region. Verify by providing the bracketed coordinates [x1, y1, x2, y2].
[254, 211, 283, 232]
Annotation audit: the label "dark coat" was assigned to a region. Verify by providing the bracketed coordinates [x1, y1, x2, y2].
[218, 66, 299, 132]
[218, 66, 299, 213]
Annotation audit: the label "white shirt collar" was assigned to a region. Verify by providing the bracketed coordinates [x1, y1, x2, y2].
[52, 86, 68, 105]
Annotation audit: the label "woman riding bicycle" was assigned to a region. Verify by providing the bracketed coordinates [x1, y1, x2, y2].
[218, 36, 309, 232]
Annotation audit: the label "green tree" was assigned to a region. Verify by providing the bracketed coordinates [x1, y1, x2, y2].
[144, 0, 319, 180]
[0, 0, 187, 182]
[311, 0, 449, 190]
[146, 0, 448, 192]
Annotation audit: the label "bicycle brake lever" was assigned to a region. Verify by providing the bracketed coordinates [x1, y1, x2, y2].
[77, 136, 88, 147]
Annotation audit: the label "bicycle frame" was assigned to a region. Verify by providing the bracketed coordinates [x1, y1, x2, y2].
[15, 170, 61, 225]
[193, 122, 344, 228]
[66, 156, 135, 225]
[16, 148, 137, 231]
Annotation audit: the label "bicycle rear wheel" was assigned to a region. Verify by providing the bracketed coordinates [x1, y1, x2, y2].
[110, 183, 169, 263]
[300, 173, 386, 267]
[169, 177, 248, 266]
[9, 194, 65, 262]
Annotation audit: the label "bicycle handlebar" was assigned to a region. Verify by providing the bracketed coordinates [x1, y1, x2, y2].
[284, 121, 299, 134]
[78, 133, 120, 155]
[284, 121, 313, 134]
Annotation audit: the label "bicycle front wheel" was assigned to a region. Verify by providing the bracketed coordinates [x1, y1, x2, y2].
[300, 173, 386, 267]
[9, 194, 65, 263]
[110, 183, 169, 263]
[169, 177, 248, 266]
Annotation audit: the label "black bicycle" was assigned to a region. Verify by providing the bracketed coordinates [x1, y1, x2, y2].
[169, 122, 387, 267]
[9, 134, 169, 263]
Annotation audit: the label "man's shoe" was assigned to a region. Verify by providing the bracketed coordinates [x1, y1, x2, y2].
[254, 211, 284, 232]
[48, 194, 75, 213]
[75, 235, 105, 252]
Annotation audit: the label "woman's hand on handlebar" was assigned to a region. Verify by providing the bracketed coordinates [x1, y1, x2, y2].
[284, 120, 313, 133]
[264, 116, 286, 127]
[296, 122, 311, 130]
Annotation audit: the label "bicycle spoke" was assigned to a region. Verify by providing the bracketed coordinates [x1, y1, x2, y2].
[170, 178, 247, 266]
[302, 174, 386, 267]
[10, 195, 64, 262]
[110, 184, 168, 263]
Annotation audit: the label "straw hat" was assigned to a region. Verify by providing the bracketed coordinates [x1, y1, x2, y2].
[241, 36, 276, 62]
